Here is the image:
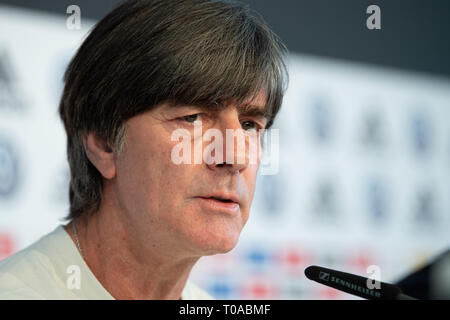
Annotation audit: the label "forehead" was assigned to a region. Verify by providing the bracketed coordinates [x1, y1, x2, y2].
[163, 89, 268, 114]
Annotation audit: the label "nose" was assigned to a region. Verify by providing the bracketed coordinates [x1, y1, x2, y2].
[206, 110, 251, 174]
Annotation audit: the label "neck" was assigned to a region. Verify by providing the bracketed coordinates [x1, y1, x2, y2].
[65, 197, 200, 300]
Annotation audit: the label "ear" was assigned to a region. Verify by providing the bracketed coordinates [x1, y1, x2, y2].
[82, 133, 116, 179]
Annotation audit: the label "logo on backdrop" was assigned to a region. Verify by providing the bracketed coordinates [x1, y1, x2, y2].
[312, 179, 339, 221]
[0, 51, 26, 113]
[310, 96, 333, 145]
[411, 112, 432, 156]
[413, 188, 435, 226]
[258, 174, 283, 216]
[367, 179, 388, 222]
[360, 112, 386, 150]
[0, 136, 20, 199]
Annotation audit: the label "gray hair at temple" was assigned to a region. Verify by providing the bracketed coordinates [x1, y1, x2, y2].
[58, 0, 289, 221]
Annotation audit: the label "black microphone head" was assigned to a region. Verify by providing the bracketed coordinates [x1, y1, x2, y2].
[304, 265, 318, 281]
[305, 265, 403, 300]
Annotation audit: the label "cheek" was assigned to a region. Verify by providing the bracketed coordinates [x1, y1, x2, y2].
[140, 141, 188, 202]
[116, 132, 185, 215]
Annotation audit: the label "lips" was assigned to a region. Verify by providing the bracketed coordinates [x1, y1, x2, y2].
[195, 192, 241, 214]
[196, 197, 240, 215]
[209, 196, 234, 203]
[200, 193, 240, 205]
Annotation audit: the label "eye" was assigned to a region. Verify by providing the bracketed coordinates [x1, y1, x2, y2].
[241, 120, 259, 131]
[182, 114, 201, 123]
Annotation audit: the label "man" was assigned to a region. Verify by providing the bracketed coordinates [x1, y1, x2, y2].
[0, 0, 287, 299]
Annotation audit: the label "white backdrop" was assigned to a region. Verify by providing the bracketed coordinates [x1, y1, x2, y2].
[0, 5, 449, 299]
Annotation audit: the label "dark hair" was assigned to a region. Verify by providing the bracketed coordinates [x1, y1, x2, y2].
[59, 0, 288, 221]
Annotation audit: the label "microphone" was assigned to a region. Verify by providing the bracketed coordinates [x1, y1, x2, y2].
[304, 265, 417, 300]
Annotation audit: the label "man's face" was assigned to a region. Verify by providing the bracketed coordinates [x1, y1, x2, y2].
[111, 92, 267, 257]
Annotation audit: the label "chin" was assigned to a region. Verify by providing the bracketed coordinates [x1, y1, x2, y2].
[174, 210, 245, 256]
[192, 232, 241, 256]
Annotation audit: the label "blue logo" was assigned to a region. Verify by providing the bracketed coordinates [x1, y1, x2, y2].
[361, 112, 385, 149]
[259, 175, 283, 215]
[367, 179, 388, 222]
[0, 136, 19, 199]
[246, 247, 271, 269]
[310, 96, 333, 144]
[312, 179, 338, 220]
[209, 280, 233, 299]
[411, 113, 432, 156]
[414, 188, 435, 224]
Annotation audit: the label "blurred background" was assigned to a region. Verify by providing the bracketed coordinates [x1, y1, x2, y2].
[0, 0, 449, 299]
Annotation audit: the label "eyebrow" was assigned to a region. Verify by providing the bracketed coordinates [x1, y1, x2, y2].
[236, 104, 269, 120]
[168, 102, 269, 121]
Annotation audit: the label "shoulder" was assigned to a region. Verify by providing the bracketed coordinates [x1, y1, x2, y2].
[0, 244, 58, 299]
[0, 272, 46, 299]
[0, 236, 56, 284]
[0, 226, 77, 299]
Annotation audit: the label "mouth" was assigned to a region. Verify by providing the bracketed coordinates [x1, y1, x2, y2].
[200, 193, 240, 205]
[196, 194, 240, 214]
[208, 196, 235, 203]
